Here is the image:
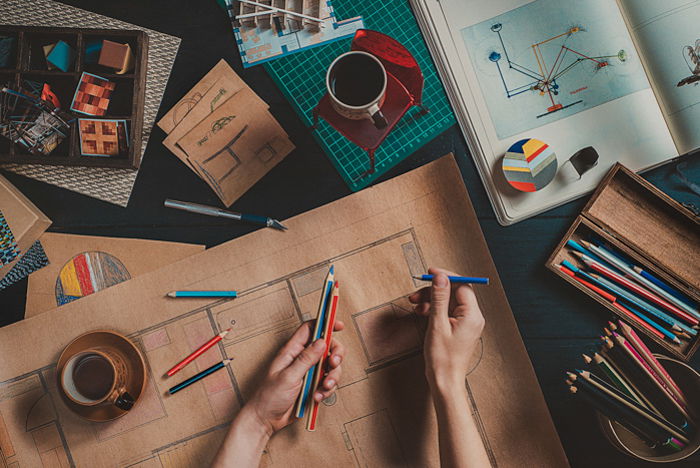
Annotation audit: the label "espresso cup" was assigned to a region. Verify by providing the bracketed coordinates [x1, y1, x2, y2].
[326, 51, 388, 129]
[60, 348, 134, 411]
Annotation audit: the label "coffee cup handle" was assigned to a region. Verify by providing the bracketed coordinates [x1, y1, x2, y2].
[115, 391, 135, 411]
[369, 104, 387, 129]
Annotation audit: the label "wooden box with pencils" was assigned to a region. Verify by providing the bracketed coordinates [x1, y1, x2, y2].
[547, 163, 700, 360]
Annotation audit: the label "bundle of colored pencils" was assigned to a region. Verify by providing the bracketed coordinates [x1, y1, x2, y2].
[566, 319, 695, 453]
[559, 239, 699, 346]
[294, 265, 340, 431]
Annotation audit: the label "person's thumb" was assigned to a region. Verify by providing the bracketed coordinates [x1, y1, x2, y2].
[281, 339, 326, 384]
[429, 271, 450, 326]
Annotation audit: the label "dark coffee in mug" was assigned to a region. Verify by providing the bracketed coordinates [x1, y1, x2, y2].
[73, 354, 115, 400]
[329, 53, 386, 106]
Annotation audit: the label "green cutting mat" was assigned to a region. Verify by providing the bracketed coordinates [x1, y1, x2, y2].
[264, 0, 456, 191]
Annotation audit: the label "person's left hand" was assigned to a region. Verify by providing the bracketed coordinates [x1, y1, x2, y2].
[245, 320, 345, 435]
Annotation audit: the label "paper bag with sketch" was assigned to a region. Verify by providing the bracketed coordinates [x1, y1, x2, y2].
[175, 89, 295, 206]
[157, 59, 260, 135]
[162, 74, 267, 176]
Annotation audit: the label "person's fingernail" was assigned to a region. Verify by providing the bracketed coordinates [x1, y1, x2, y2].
[435, 274, 448, 288]
[333, 355, 341, 365]
[326, 379, 335, 388]
[315, 392, 323, 401]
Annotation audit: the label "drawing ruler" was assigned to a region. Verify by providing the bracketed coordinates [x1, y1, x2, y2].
[307, 281, 339, 431]
[295, 265, 334, 418]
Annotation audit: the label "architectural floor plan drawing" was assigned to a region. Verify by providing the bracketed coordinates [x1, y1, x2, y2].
[0, 155, 568, 467]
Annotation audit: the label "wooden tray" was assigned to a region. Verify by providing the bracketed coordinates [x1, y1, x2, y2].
[547, 163, 700, 360]
[0, 26, 148, 169]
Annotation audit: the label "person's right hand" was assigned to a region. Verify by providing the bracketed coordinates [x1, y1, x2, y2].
[409, 267, 485, 391]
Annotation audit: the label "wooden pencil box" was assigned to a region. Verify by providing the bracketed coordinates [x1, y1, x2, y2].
[0, 26, 147, 169]
[547, 163, 700, 361]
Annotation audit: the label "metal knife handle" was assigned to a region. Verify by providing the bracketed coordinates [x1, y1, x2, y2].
[164, 199, 241, 220]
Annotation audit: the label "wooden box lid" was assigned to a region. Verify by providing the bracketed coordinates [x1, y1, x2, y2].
[580, 164, 699, 293]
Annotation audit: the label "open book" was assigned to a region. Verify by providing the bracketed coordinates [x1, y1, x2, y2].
[411, 0, 699, 225]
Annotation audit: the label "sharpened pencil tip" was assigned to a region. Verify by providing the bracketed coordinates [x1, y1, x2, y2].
[166, 291, 176, 298]
[329, 265, 334, 274]
[674, 337, 681, 344]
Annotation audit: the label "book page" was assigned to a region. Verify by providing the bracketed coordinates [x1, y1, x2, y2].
[618, 0, 700, 154]
[414, 0, 677, 224]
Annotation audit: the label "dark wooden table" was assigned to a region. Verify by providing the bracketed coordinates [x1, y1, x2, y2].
[2, 2, 699, 466]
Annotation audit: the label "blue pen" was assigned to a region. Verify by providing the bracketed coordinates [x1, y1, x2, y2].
[167, 291, 237, 298]
[168, 359, 232, 394]
[413, 275, 489, 285]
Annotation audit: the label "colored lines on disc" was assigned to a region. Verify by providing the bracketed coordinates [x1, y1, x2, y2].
[55, 251, 131, 306]
[502, 138, 557, 192]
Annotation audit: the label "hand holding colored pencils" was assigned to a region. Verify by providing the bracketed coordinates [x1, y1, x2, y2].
[293, 265, 341, 431]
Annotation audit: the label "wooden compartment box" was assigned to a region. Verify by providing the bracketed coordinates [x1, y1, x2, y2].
[547, 164, 700, 360]
[0, 26, 148, 169]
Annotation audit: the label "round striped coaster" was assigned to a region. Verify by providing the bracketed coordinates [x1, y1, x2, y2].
[502, 138, 557, 192]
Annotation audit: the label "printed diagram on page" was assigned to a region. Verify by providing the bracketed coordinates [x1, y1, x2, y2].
[461, 0, 649, 139]
[677, 39, 700, 87]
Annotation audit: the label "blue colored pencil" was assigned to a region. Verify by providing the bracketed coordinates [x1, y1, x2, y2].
[617, 302, 682, 344]
[634, 267, 698, 309]
[168, 359, 232, 394]
[167, 291, 237, 298]
[412, 275, 489, 285]
[589, 274, 697, 336]
[566, 239, 611, 268]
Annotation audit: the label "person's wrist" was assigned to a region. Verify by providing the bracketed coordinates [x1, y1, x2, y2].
[426, 370, 466, 398]
[239, 404, 274, 441]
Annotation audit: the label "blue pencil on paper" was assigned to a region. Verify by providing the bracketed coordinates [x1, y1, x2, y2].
[167, 291, 237, 298]
[168, 359, 233, 394]
[413, 274, 489, 285]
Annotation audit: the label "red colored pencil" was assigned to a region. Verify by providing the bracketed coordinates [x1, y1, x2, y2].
[611, 302, 666, 341]
[307, 282, 340, 431]
[560, 264, 667, 340]
[617, 320, 688, 407]
[559, 265, 616, 301]
[576, 254, 698, 326]
[617, 334, 690, 419]
[167, 328, 231, 377]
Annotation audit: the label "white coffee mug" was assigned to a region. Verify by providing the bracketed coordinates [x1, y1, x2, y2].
[326, 51, 388, 129]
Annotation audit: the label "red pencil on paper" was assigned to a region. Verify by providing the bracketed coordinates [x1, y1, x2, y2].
[166, 328, 231, 377]
[307, 282, 339, 431]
